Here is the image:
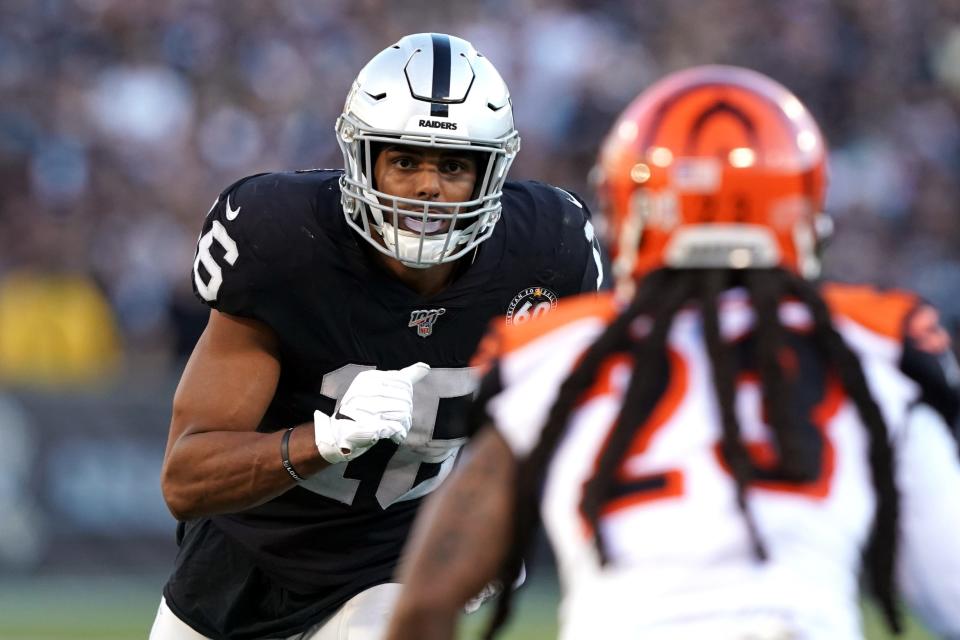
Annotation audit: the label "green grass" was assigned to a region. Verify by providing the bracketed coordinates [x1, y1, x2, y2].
[0, 576, 163, 640]
[0, 575, 936, 639]
[460, 578, 935, 640]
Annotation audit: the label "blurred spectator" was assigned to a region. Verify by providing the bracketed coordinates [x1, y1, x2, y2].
[2, 0, 960, 376]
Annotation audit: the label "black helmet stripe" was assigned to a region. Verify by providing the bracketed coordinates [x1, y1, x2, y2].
[686, 99, 760, 154]
[430, 33, 451, 117]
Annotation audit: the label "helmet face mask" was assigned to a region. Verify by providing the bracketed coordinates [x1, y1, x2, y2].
[595, 65, 829, 287]
[337, 33, 521, 268]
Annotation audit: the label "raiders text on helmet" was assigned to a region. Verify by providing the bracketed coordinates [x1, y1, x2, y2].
[337, 33, 521, 268]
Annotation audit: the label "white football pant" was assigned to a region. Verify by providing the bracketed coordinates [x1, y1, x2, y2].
[149, 583, 403, 640]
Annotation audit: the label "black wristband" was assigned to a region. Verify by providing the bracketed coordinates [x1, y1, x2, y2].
[281, 427, 306, 482]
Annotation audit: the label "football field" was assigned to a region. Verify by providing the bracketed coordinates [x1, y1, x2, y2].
[0, 575, 936, 639]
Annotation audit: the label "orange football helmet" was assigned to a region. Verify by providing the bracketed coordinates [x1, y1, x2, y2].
[594, 65, 829, 286]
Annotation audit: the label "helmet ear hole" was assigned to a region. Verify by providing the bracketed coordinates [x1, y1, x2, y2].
[365, 142, 387, 190]
[468, 150, 492, 201]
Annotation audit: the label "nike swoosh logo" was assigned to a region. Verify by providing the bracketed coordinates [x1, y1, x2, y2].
[225, 196, 241, 221]
[554, 187, 582, 209]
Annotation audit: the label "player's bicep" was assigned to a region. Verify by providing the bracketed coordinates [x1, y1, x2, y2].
[167, 310, 280, 450]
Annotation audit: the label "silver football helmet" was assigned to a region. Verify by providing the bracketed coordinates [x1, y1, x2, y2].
[336, 33, 521, 268]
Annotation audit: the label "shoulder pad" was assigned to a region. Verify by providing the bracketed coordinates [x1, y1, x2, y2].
[471, 292, 617, 373]
[507, 180, 592, 226]
[502, 181, 607, 292]
[191, 171, 337, 316]
[822, 283, 960, 428]
[821, 282, 919, 340]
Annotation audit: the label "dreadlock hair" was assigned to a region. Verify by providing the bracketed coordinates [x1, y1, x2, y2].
[785, 272, 902, 633]
[482, 267, 901, 639]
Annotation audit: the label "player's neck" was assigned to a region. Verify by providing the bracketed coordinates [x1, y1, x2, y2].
[369, 250, 461, 297]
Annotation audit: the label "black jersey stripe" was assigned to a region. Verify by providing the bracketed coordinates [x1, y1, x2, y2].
[430, 33, 451, 117]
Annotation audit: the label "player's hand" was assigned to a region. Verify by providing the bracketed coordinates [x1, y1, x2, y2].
[314, 363, 431, 464]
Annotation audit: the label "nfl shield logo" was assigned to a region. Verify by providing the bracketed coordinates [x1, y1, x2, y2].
[408, 308, 446, 338]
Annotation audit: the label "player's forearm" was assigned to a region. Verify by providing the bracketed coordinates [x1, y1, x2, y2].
[387, 427, 515, 640]
[161, 422, 327, 519]
[385, 602, 459, 640]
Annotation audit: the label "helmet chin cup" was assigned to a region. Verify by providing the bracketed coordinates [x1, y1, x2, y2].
[379, 222, 471, 268]
[339, 172, 503, 265]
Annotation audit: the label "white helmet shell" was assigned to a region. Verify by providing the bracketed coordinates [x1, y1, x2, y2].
[336, 33, 521, 268]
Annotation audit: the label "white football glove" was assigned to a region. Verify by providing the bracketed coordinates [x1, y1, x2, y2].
[464, 563, 526, 614]
[314, 362, 430, 464]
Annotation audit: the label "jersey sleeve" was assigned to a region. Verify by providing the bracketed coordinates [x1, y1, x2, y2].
[553, 187, 609, 293]
[525, 181, 609, 295]
[895, 404, 960, 635]
[552, 185, 608, 294]
[191, 173, 318, 319]
[481, 327, 579, 458]
[900, 303, 960, 433]
[471, 294, 617, 457]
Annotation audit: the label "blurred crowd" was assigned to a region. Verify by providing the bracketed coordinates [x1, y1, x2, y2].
[1, 0, 960, 387]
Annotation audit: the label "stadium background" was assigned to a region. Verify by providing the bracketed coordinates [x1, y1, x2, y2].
[0, 0, 957, 637]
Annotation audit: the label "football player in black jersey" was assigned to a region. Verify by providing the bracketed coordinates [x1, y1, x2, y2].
[150, 33, 605, 640]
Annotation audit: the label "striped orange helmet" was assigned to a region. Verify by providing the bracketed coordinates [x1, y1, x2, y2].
[595, 65, 829, 285]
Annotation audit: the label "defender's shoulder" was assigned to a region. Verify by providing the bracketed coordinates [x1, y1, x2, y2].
[472, 292, 616, 370]
[823, 281, 960, 429]
[821, 281, 920, 341]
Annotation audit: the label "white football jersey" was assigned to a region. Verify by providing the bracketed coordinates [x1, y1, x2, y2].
[481, 285, 960, 639]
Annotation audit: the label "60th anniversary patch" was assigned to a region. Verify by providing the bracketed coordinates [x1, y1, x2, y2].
[505, 287, 558, 326]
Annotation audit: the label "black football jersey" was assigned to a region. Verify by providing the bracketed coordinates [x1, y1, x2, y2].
[164, 170, 605, 639]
